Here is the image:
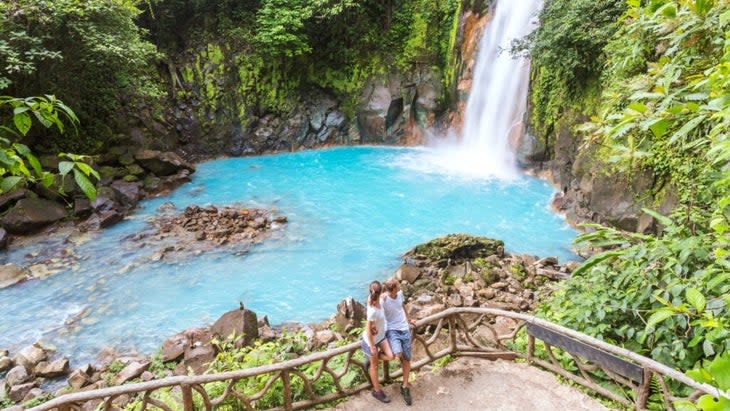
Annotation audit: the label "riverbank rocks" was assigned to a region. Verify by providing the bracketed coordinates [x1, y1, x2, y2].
[398, 234, 575, 318]
[210, 305, 259, 348]
[35, 357, 70, 378]
[0, 198, 67, 234]
[13, 344, 48, 370]
[134, 149, 195, 177]
[132, 204, 287, 261]
[334, 297, 366, 334]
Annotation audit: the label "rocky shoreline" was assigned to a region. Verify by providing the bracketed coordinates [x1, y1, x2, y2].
[0, 234, 577, 409]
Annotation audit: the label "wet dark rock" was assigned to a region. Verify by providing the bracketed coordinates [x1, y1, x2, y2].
[135, 149, 195, 176]
[98, 210, 124, 228]
[0, 189, 29, 213]
[73, 197, 93, 218]
[0, 198, 66, 234]
[110, 181, 141, 207]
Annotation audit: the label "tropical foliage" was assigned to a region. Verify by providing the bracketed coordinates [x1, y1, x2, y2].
[0, 0, 161, 152]
[0, 95, 99, 200]
[534, 0, 730, 374]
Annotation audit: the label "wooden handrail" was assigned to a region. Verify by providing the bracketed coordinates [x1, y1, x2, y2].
[27, 307, 729, 411]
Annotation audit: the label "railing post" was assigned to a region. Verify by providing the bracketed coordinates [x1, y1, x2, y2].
[181, 384, 194, 411]
[527, 335, 535, 364]
[383, 359, 390, 382]
[636, 369, 653, 410]
[448, 316, 457, 353]
[281, 370, 293, 410]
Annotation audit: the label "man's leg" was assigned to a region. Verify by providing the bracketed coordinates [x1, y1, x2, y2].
[398, 330, 413, 405]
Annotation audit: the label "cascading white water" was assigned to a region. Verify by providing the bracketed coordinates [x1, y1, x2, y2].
[459, 0, 544, 179]
[401, 0, 543, 181]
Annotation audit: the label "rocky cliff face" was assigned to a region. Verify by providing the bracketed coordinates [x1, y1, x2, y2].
[137, 44, 446, 161]
[523, 112, 677, 233]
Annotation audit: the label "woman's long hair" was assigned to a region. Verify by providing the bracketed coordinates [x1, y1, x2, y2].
[368, 281, 382, 306]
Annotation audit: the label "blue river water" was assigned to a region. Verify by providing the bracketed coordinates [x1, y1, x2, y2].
[0, 146, 577, 365]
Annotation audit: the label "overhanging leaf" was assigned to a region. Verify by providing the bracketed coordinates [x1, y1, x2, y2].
[73, 168, 97, 202]
[0, 176, 23, 192]
[646, 308, 676, 329]
[58, 161, 74, 177]
[668, 115, 706, 144]
[686, 288, 706, 313]
[13, 111, 32, 136]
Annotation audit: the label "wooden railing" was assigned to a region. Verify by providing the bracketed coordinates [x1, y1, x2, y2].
[28, 308, 729, 411]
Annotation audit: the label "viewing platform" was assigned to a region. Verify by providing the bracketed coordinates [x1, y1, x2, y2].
[28, 308, 726, 411]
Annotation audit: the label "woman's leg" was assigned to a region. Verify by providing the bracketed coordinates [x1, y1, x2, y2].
[378, 339, 395, 361]
[369, 352, 381, 391]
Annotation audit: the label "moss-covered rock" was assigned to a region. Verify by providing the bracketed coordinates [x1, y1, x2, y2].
[407, 234, 504, 264]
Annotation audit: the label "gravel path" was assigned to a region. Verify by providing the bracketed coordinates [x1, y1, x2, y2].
[329, 358, 611, 411]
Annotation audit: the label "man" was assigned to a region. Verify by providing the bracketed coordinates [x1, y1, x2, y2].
[382, 278, 416, 406]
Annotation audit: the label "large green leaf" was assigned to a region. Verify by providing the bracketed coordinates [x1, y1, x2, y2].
[649, 118, 670, 138]
[668, 115, 706, 144]
[13, 111, 32, 136]
[58, 161, 74, 177]
[73, 168, 97, 202]
[646, 307, 676, 329]
[571, 250, 625, 277]
[686, 288, 706, 313]
[0, 176, 23, 192]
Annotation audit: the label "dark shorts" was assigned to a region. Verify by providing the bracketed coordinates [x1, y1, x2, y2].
[386, 329, 412, 361]
[361, 337, 386, 357]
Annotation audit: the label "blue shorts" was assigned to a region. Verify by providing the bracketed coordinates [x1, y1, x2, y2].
[361, 337, 386, 357]
[386, 329, 412, 361]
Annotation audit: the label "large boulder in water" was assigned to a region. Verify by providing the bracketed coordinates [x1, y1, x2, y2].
[134, 149, 195, 177]
[210, 306, 258, 348]
[0, 198, 66, 234]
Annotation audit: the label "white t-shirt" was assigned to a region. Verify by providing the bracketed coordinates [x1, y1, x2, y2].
[383, 290, 409, 332]
[362, 303, 386, 348]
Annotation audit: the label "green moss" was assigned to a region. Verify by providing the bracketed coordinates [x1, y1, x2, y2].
[480, 270, 499, 286]
[441, 271, 456, 286]
[509, 263, 528, 282]
[410, 234, 504, 263]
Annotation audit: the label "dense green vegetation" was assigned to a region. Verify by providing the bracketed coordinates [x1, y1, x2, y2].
[0, 0, 161, 152]
[527, 0, 730, 378]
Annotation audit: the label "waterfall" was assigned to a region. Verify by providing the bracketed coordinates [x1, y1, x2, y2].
[458, 0, 544, 179]
[405, 0, 543, 181]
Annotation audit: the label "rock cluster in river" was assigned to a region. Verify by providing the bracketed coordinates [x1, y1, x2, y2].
[0, 148, 194, 255]
[127, 204, 287, 262]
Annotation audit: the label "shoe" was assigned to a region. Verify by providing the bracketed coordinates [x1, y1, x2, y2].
[401, 385, 412, 406]
[372, 389, 391, 403]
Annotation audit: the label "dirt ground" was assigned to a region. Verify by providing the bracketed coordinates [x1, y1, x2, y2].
[329, 357, 611, 411]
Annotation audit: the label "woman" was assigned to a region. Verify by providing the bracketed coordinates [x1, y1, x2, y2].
[361, 280, 394, 403]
